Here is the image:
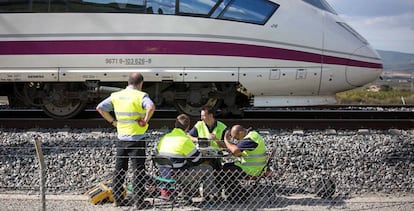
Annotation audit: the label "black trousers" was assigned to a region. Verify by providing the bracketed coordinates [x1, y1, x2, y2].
[220, 163, 249, 201]
[113, 140, 146, 205]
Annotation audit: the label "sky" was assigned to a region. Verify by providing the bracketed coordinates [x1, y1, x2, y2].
[326, 0, 414, 54]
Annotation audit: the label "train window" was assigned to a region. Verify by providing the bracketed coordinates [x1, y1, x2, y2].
[217, 0, 279, 25]
[146, 0, 175, 15]
[302, 0, 337, 14]
[49, 0, 69, 12]
[32, 0, 51, 12]
[178, 0, 218, 17]
[66, 0, 146, 13]
[210, 0, 231, 18]
[0, 0, 30, 12]
[0, 0, 68, 12]
[337, 22, 368, 44]
[0, 0, 19, 12]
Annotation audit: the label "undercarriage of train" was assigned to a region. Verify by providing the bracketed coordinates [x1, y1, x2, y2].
[7, 81, 249, 119]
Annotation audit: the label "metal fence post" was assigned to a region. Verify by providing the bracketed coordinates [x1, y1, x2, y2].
[34, 137, 46, 211]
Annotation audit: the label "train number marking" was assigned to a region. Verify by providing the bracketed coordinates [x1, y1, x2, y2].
[105, 58, 152, 65]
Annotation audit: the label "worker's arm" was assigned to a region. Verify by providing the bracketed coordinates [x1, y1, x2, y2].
[224, 130, 242, 157]
[142, 95, 155, 124]
[143, 103, 155, 124]
[96, 97, 117, 127]
[187, 127, 199, 142]
[214, 139, 227, 148]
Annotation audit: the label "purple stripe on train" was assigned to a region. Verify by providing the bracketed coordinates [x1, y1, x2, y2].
[0, 40, 382, 69]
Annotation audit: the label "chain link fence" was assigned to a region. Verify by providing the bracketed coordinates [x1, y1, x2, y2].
[0, 129, 413, 210]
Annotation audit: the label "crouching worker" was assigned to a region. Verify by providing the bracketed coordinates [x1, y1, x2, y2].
[221, 125, 267, 203]
[157, 114, 215, 201]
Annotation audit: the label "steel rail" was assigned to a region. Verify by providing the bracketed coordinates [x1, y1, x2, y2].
[0, 117, 412, 129]
[0, 107, 412, 129]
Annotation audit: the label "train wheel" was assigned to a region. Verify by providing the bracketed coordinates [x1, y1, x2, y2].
[40, 83, 87, 119]
[42, 99, 87, 119]
[174, 97, 221, 117]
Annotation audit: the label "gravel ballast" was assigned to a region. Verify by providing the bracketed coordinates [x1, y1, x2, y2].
[0, 128, 413, 210]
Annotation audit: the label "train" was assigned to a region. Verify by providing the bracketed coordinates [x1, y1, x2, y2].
[0, 0, 382, 119]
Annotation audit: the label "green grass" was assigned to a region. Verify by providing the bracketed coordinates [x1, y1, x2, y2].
[336, 89, 414, 104]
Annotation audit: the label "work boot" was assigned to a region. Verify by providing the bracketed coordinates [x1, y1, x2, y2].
[134, 201, 152, 210]
[113, 199, 128, 207]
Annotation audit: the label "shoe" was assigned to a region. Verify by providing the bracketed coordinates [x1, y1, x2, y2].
[205, 195, 219, 203]
[159, 188, 171, 200]
[204, 196, 218, 205]
[181, 195, 193, 205]
[113, 199, 128, 207]
[134, 201, 152, 210]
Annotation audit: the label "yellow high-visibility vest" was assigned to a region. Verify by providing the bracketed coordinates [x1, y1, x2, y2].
[111, 89, 148, 136]
[157, 128, 199, 168]
[235, 131, 267, 176]
[195, 120, 227, 149]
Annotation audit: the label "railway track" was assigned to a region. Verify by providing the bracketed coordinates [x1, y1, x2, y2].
[0, 108, 413, 129]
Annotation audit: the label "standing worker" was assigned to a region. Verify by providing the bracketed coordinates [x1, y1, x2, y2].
[96, 72, 155, 209]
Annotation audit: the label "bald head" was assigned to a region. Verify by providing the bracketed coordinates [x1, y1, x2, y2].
[230, 125, 246, 140]
[128, 72, 144, 86]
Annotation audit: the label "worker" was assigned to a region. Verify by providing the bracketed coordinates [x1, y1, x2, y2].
[157, 114, 215, 201]
[96, 72, 155, 209]
[221, 125, 267, 203]
[187, 105, 227, 170]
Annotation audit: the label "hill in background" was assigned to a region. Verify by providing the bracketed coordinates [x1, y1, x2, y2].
[377, 50, 414, 78]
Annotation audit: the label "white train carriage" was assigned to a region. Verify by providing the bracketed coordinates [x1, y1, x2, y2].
[0, 0, 382, 118]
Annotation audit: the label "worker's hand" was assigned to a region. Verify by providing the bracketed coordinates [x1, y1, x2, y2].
[209, 133, 217, 140]
[224, 130, 231, 142]
[136, 118, 147, 127]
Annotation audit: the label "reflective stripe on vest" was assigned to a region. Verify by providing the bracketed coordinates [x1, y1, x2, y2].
[195, 120, 227, 149]
[117, 120, 136, 123]
[235, 131, 267, 176]
[111, 89, 148, 136]
[245, 153, 267, 158]
[240, 161, 266, 166]
[157, 128, 199, 168]
[115, 111, 146, 116]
